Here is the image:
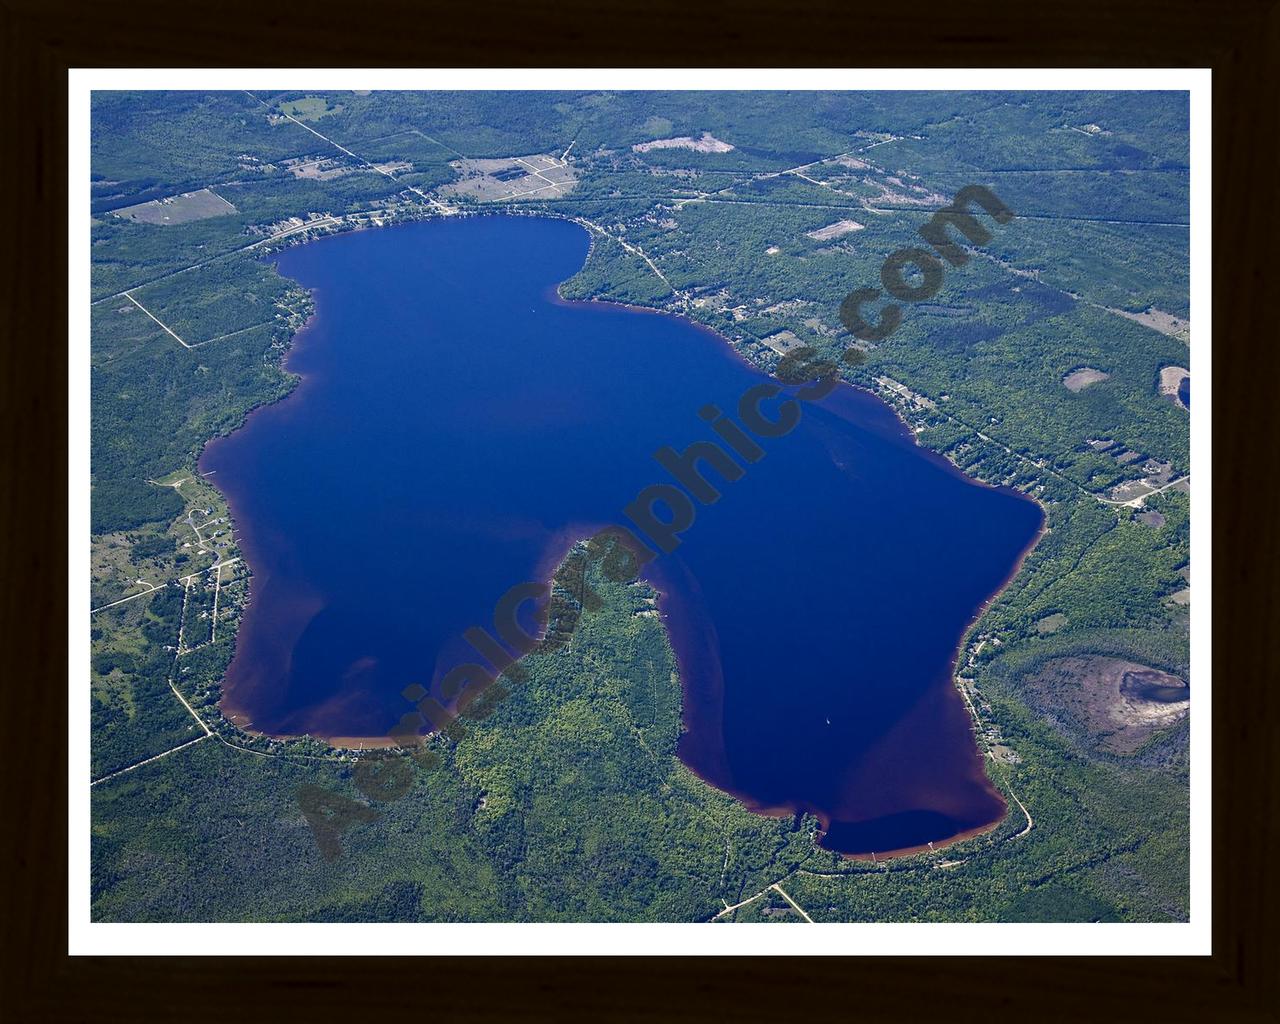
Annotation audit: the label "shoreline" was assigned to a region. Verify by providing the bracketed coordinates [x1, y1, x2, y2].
[195, 212, 1049, 857]
[547, 263, 1049, 860]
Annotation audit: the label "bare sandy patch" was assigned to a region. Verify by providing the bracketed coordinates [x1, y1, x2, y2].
[1063, 367, 1110, 392]
[1159, 365, 1190, 409]
[806, 219, 865, 241]
[633, 132, 734, 154]
[862, 176, 950, 209]
[1108, 478, 1155, 503]
[1110, 307, 1190, 342]
[762, 330, 804, 355]
[1139, 458, 1174, 484]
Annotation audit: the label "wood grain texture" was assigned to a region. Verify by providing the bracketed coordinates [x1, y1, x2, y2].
[2, 0, 1276, 1018]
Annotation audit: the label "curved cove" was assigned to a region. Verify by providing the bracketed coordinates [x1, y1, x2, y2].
[201, 215, 1044, 857]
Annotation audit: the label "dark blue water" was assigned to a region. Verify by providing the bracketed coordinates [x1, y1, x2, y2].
[1178, 376, 1190, 409]
[202, 216, 1043, 857]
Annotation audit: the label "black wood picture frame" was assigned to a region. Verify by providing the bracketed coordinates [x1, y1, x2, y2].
[3, 1, 1276, 1018]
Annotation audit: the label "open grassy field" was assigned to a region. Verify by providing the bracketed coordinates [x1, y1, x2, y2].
[112, 187, 237, 225]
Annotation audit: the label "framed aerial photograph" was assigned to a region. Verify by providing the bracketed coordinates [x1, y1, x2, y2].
[73, 70, 1207, 949]
[4, 3, 1276, 1015]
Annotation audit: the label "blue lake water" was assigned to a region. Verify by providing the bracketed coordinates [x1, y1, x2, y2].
[202, 215, 1043, 857]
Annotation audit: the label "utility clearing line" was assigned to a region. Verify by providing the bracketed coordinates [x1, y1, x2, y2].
[771, 882, 816, 923]
[92, 219, 329, 307]
[710, 873, 816, 923]
[207, 188, 237, 213]
[193, 319, 279, 347]
[176, 580, 192, 654]
[127, 289, 277, 351]
[757, 150, 855, 182]
[124, 292, 192, 349]
[1096, 474, 1191, 509]
[407, 126, 467, 161]
[168, 678, 214, 737]
[90, 581, 163, 614]
[210, 563, 223, 643]
[712, 889, 769, 920]
[90, 735, 208, 786]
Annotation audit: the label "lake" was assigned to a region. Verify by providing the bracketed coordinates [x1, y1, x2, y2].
[201, 215, 1044, 857]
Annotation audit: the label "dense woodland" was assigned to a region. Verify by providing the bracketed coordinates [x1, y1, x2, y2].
[90, 90, 1191, 922]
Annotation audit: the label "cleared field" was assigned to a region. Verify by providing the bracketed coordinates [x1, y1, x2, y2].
[1035, 612, 1068, 634]
[444, 154, 576, 202]
[279, 96, 343, 121]
[762, 329, 803, 355]
[1063, 366, 1110, 392]
[112, 188, 236, 226]
[806, 218, 864, 241]
[1111, 306, 1191, 341]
